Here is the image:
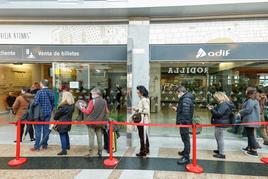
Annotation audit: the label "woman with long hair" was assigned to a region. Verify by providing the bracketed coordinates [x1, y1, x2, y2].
[208, 92, 234, 159]
[238, 87, 261, 157]
[133, 85, 150, 158]
[54, 91, 75, 155]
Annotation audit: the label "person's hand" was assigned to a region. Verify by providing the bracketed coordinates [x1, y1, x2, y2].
[207, 105, 213, 110]
[132, 107, 138, 112]
[79, 103, 85, 109]
[171, 106, 177, 112]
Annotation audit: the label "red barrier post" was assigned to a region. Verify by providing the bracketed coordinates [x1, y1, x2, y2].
[104, 121, 119, 167]
[186, 124, 203, 173]
[260, 123, 268, 164]
[260, 157, 268, 164]
[8, 120, 28, 167]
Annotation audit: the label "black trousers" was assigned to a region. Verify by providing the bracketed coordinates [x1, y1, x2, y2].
[20, 124, 34, 141]
[137, 126, 149, 155]
[180, 127, 190, 159]
[245, 127, 257, 150]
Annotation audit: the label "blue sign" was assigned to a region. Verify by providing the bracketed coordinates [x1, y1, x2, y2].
[150, 43, 268, 61]
[0, 45, 127, 62]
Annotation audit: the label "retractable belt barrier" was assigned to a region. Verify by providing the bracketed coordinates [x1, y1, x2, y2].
[6, 120, 268, 174]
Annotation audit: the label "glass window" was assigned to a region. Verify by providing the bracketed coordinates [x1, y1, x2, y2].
[150, 62, 268, 138]
[53, 63, 127, 134]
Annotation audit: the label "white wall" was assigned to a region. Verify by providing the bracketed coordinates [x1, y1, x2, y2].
[150, 19, 268, 44]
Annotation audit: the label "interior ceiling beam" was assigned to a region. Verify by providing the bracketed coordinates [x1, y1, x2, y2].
[0, 13, 268, 23]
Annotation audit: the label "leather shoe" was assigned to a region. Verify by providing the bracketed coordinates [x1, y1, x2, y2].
[41, 146, 48, 150]
[14, 140, 22, 143]
[30, 147, 40, 151]
[178, 151, 185, 156]
[67, 146, 70, 150]
[213, 154, 226, 159]
[213, 150, 219, 154]
[177, 157, 190, 164]
[136, 153, 147, 158]
[57, 150, 67, 155]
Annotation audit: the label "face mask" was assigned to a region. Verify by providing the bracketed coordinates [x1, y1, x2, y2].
[177, 93, 183, 99]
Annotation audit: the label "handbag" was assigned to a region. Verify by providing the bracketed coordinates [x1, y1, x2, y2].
[132, 113, 142, 123]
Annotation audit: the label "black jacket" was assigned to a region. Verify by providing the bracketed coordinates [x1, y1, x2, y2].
[54, 104, 75, 133]
[211, 101, 234, 128]
[176, 92, 194, 124]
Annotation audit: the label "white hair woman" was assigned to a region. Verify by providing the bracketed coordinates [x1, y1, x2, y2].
[54, 91, 75, 155]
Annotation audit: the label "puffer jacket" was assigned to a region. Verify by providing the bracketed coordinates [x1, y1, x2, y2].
[211, 101, 234, 128]
[176, 92, 194, 124]
[54, 104, 75, 133]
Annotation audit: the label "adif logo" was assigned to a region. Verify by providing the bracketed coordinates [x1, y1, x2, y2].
[196, 48, 207, 58]
[196, 48, 231, 58]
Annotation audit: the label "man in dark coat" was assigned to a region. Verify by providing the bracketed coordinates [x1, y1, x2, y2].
[172, 86, 194, 164]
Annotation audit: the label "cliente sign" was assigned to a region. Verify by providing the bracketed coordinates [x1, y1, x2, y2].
[168, 67, 208, 74]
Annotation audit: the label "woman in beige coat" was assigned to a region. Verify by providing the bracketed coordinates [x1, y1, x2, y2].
[12, 87, 34, 142]
[133, 85, 150, 158]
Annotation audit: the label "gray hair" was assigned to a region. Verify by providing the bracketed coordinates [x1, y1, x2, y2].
[90, 88, 102, 96]
[176, 86, 187, 93]
[40, 79, 49, 87]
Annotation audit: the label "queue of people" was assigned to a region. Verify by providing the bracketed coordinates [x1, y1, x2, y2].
[10, 80, 266, 163]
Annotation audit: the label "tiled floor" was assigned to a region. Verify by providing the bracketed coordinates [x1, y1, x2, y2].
[1, 113, 268, 178]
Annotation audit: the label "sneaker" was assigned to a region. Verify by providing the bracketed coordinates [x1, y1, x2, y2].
[30, 138, 35, 142]
[244, 150, 258, 157]
[213, 150, 219, 154]
[177, 157, 190, 164]
[213, 154, 226, 159]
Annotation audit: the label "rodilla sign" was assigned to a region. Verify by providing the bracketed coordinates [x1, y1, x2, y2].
[150, 43, 268, 61]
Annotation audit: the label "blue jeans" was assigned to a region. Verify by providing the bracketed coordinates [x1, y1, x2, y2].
[34, 114, 51, 149]
[59, 132, 70, 151]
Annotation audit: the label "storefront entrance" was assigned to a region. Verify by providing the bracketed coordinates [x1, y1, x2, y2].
[150, 61, 268, 137]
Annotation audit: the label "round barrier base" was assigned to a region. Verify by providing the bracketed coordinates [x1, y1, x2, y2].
[260, 157, 268, 164]
[186, 164, 204, 174]
[104, 158, 119, 167]
[8, 158, 27, 167]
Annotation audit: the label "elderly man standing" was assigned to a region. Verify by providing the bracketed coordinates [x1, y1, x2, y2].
[80, 88, 109, 157]
[31, 79, 55, 151]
